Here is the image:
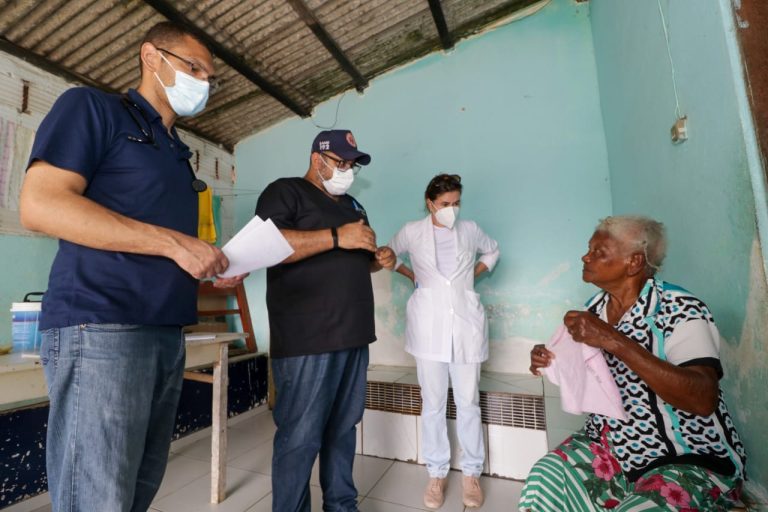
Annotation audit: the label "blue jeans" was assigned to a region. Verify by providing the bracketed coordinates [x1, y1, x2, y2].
[271, 346, 369, 512]
[42, 324, 186, 512]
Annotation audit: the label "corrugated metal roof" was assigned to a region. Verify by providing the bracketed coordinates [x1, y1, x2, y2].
[0, 0, 542, 151]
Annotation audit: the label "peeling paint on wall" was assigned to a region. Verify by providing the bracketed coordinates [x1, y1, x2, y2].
[237, 0, 612, 374]
[720, 239, 768, 503]
[372, 260, 592, 374]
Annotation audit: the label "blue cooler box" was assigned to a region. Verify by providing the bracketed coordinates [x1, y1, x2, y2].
[11, 301, 42, 355]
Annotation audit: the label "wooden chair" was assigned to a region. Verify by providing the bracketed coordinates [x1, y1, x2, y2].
[195, 280, 257, 353]
[182, 281, 259, 502]
[193, 281, 274, 408]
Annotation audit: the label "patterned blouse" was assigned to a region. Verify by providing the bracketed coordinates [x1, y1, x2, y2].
[584, 278, 746, 482]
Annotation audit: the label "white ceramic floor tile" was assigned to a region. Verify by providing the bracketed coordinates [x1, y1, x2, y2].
[243, 492, 272, 512]
[2, 494, 51, 512]
[152, 467, 270, 512]
[367, 462, 464, 510]
[227, 409, 277, 442]
[359, 497, 428, 511]
[155, 452, 213, 500]
[487, 426, 547, 480]
[227, 437, 274, 475]
[170, 407, 266, 455]
[244, 486, 337, 512]
[470, 476, 524, 511]
[362, 410, 418, 462]
[352, 455, 395, 496]
[309, 454, 393, 496]
[173, 423, 270, 463]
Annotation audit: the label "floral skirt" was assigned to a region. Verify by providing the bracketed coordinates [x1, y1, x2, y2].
[518, 428, 742, 511]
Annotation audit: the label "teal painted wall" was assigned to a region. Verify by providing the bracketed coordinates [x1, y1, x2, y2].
[234, 0, 612, 371]
[0, 235, 56, 348]
[591, 0, 768, 501]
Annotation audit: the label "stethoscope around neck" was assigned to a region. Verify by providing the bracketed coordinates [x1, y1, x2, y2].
[121, 94, 207, 193]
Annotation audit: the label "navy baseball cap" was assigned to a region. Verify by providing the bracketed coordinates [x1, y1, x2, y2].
[312, 130, 371, 166]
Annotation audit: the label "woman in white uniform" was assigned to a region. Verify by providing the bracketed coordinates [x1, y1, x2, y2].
[385, 174, 500, 509]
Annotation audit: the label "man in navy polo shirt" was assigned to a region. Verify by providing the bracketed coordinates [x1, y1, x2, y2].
[19, 22, 242, 511]
[255, 130, 395, 512]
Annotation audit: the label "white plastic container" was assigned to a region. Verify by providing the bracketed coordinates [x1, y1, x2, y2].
[11, 302, 42, 356]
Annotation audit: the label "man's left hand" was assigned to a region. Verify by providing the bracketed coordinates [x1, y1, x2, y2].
[213, 273, 249, 288]
[563, 310, 619, 351]
[375, 246, 396, 270]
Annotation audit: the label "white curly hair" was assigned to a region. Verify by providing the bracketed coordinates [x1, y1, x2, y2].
[595, 215, 667, 273]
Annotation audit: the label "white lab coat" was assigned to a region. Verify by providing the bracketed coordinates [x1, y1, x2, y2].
[388, 215, 500, 363]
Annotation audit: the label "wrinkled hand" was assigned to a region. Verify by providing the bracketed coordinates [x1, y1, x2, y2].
[375, 246, 396, 270]
[529, 344, 554, 376]
[172, 234, 229, 279]
[337, 219, 377, 252]
[563, 310, 618, 350]
[213, 273, 249, 288]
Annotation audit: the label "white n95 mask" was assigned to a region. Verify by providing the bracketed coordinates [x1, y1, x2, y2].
[155, 54, 209, 117]
[434, 206, 459, 229]
[318, 158, 354, 195]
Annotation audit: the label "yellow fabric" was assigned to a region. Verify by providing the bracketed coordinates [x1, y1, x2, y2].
[198, 188, 217, 243]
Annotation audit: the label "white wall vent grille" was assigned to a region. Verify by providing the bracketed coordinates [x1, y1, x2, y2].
[365, 381, 546, 430]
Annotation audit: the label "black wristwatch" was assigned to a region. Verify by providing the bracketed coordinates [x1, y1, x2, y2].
[331, 226, 339, 249]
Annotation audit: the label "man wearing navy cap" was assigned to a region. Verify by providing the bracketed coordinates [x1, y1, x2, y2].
[255, 130, 393, 512]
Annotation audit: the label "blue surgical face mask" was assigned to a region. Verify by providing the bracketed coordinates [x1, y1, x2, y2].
[154, 53, 209, 117]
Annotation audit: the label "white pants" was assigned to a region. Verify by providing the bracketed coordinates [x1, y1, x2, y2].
[416, 358, 484, 478]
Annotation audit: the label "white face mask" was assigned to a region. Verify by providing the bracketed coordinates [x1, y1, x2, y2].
[154, 53, 209, 117]
[434, 205, 459, 229]
[318, 158, 354, 195]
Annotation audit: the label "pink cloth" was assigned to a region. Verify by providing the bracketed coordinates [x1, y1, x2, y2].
[542, 324, 627, 420]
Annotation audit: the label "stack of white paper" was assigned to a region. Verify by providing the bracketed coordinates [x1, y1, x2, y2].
[219, 216, 294, 277]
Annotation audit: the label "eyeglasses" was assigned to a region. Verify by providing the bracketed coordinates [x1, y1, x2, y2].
[322, 153, 362, 174]
[156, 47, 220, 92]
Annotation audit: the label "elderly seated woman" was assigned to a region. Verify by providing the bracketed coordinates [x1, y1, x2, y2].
[519, 216, 746, 512]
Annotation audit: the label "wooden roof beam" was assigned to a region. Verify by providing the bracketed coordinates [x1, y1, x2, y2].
[142, 0, 311, 117]
[285, 0, 369, 93]
[427, 0, 454, 50]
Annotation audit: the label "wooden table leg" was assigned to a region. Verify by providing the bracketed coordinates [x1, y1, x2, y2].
[211, 343, 228, 503]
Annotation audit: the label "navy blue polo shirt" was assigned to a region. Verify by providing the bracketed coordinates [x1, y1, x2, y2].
[28, 87, 199, 329]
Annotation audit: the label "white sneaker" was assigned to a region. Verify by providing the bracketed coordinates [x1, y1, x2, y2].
[423, 477, 448, 509]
